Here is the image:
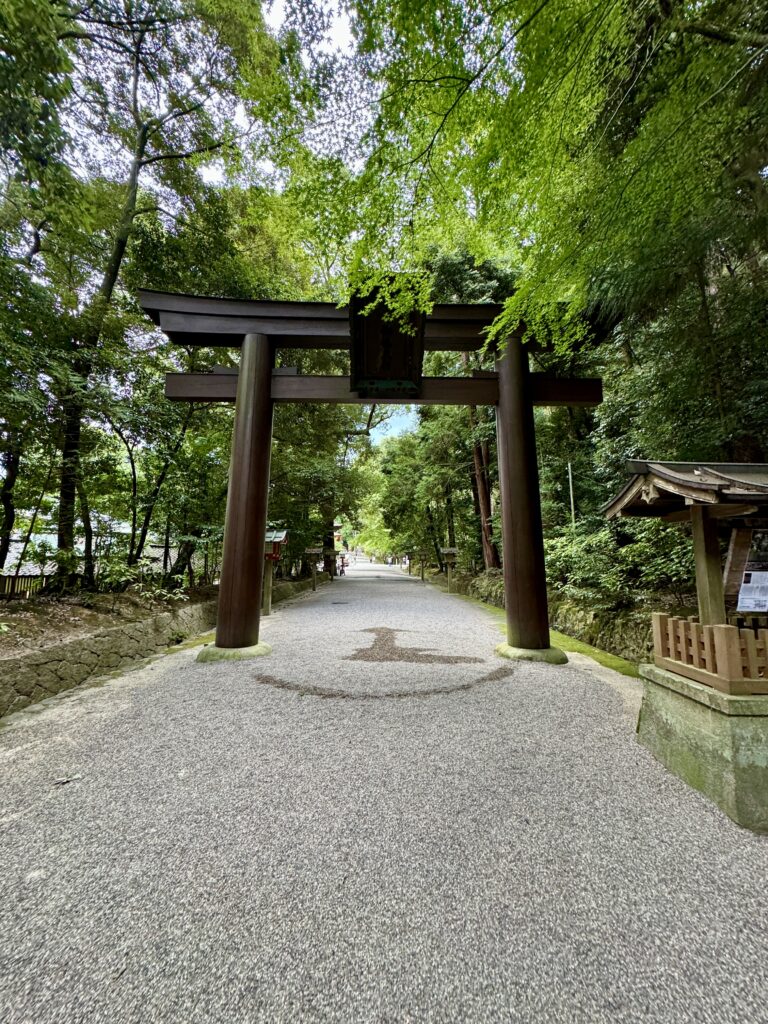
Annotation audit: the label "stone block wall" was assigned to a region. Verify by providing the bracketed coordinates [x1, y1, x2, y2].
[445, 569, 655, 663]
[547, 596, 654, 663]
[0, 599, 218, 720]
[0, 574, 329, 720]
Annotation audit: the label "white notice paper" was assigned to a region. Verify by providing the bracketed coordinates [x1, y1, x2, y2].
[737, 571, 768, 612]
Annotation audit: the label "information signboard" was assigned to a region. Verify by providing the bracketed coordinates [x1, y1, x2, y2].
[737, 571, 768, 612]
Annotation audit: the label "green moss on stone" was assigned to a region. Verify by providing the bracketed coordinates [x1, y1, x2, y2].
[196, 642, 272, 663]
[550, 630, 640, 678]
[638, 665, 768, 833]
[496, 643, 568, 665]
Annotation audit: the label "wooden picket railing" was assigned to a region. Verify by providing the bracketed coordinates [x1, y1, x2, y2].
[728, 612, 768, 632]
[0, 574, 49, 598]
[652, 613, 768, 696]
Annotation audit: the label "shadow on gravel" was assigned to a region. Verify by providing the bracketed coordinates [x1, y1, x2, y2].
[251, 665, 514, 700]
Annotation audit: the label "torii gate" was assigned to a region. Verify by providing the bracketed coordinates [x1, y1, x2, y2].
[138, 289, 602, 660]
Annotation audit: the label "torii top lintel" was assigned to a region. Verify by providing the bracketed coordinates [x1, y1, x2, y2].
[137, 288, 502, 352]
[138, 289, 603, 408]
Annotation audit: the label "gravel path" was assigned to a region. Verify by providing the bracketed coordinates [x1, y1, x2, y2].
[2, 560, 768, 1024]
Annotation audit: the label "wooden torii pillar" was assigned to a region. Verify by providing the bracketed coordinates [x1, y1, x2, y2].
[137, 289, 602, 658]
[216, 334, 273, 649]
[496, 337, 550, 650]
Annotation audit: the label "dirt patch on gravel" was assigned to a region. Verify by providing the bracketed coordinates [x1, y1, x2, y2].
[252, 665, 514, 700]
[345, 626, 484, 665]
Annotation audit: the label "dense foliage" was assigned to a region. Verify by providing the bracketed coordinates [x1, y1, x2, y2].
[2, 0, 766, 615]
[0, 0, 375, 593]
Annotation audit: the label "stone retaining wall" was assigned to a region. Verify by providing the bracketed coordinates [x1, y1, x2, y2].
[439, 570, 655, 663]
[548, 596, 654, 663]
[0, 574, 328, 720]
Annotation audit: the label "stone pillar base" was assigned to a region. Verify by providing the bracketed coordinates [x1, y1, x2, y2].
[495, 643, 568, 665]
[197, 642, 272, 663]
[638, 663, 768, 833]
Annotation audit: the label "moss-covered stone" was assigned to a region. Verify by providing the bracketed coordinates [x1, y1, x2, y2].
[196, 642, 272, 662]
[495, 643, 568, 665]
[638, 663, 768, 833]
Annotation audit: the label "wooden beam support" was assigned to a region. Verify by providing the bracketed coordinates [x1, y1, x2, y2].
[165, 371, 602, 408]
[690, 505, 727, 626]
[262, 561, 274, 616]
[724, 527, 753, 603]
[495, 338, 551, 650]
[167, 373, 241, 402]
[163, 333, 500, 352]
[662, 503, 759, 523]
[215, 333, 274, 649]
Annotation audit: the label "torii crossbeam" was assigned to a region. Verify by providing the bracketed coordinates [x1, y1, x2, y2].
[138, 289, 602, 659]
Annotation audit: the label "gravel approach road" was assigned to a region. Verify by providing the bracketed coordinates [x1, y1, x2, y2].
[2, 559, 768, 1023]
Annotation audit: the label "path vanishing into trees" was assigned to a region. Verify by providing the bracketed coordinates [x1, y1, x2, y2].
[2, 561, 768, 1023]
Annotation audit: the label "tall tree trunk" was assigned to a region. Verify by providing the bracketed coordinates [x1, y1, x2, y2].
[130, 405, 195, 565]
[167, 530, 200, 587]
[57, 388, 83, 559]
[0, 432, 21, 570]
[469, 408, 501, 569]
[56, 137, 147, 566]
[322, 504, 336, 576]
[76, 474, 95, 589]
[163, 515, 171, 575]
[445, 484, 456, 547]
[425, 505, 444, 572]
[107, 418, 138, 561]
[469, 469, 485, 570]
[13, 462, 54, 579]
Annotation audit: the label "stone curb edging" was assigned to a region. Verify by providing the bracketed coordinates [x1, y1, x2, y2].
[0, 574, 329, 720]
[421, 570, 654, 664]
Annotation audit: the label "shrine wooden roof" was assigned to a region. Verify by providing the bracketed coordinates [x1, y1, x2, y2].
[137, 289, 502, 352]
[603, 461, 768, 522]
[265, 529, 288, 544]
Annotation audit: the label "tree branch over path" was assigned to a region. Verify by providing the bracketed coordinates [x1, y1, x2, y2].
[682, 21, 768, 49]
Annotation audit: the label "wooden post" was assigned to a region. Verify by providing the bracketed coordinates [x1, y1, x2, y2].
[652, 612, 669, 659]
[495, 337, 550, 649]
[723, 527, 752, 606]
[324, 547, 335, 583]
[262, 560, 273, 616]
[312, 562, 317, 592]
[215, 334, 273, 648]
[447, 562, 452, 593]
[690, 506, 726, 625]
[712, 623, 744, 687]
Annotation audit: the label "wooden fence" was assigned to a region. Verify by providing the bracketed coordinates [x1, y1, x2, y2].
[0, 575, 49, 598]
[652, 612, 768, 696]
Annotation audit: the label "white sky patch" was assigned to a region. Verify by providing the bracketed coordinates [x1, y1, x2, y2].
[265, 0, 354, 54]
[199, 161, 226, 184]
[371, 407, 418, 443]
